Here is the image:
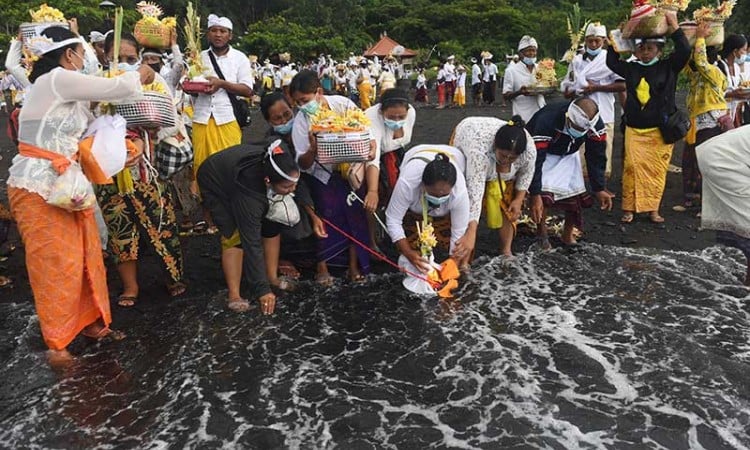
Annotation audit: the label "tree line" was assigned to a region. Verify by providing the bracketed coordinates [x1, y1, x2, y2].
[1, 0, 748, 68]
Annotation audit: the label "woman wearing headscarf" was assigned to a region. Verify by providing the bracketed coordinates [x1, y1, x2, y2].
[503, 36, 546, 122]
[606, 10, 690, 224]
[7, 26, 147, 364]
[675, 23, 729, 213]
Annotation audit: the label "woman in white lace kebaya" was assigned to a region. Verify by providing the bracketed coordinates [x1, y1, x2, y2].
[6, 26, 150, 365]
[450, 116, 536, 258]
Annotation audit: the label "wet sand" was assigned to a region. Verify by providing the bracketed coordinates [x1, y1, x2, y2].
[0, 93, 714, 315]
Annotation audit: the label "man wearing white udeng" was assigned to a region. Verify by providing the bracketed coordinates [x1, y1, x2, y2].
[503, 35, 545, 122]
[561, 22, 625, 179]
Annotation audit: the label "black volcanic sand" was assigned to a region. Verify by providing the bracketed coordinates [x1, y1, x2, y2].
[0, 92, 717, 332]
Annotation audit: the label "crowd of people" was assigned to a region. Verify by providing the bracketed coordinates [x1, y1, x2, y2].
[2, 8, 750, 366]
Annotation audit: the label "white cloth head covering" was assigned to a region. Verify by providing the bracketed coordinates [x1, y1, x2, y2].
[28, 34, 82, 57]
[585, 22, 607, 38]
[567, 101, 600, 131]
[470, 57, 477, 63]
[518, 35, 538, 51]
[447, 55, 455, 60]
[89, 31, 106, 43]
[207, 14, 233, 30]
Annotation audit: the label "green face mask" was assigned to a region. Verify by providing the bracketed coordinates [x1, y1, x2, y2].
[636, 57, 659, 67]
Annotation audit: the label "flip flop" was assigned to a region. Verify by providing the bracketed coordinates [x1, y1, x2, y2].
[278, 261, 300, 279]
[649, 214, 665, 224]
[0, 275, 11, 288]
[117, 295, 138, 307]
[82, 326, 126, 342]
[167, 281, 187, 298]
[227, 298, 250, 313]
[273, 275, 297, 292]
[315, 273, 335, 287]
[621, 213, 634, 223]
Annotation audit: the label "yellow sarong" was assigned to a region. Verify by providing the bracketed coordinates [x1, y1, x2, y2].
[622, 126, 673, 213]
[192, 117, 243, 175]
[358, 82, 372, 109]
[454, 86, 466, 107]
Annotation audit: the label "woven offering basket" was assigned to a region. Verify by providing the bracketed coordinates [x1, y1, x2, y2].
[134, 21, 171, 49]
[622, 10, 669, 39]
[316, 131, 371, 165]
[182, 80, 212, 95]
[116, 91, 176, 129]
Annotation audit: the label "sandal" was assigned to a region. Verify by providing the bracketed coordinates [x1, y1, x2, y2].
[621, 213, 634, 223]
[272, 275, 297, 292]
[348, 272, 366, 283]
[0, 275, 11, 288]
[227, 297, 250, 313]
[82, 326, 126, 342]
[315, 273, 335, 287]
[117, 294, 138, 307]
[167, 281, 187, 298]
[649, 214, 665, 224]
[278, 261, 300, 279]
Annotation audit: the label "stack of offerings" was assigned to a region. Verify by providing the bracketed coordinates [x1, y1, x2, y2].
[21, 4, 69, 56]
[133, 2, 176, 50]
[310, 109, 372, 165]
[681, 1, 736, 47]
[622, 1, 671, 39]
[530, 58, 559, 96]
[181, 1, 212, 94]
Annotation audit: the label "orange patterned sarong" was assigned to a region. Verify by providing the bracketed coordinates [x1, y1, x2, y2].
[8, 187, 111, 350]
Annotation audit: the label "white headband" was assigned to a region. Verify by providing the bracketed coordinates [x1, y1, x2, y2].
[89, 31, 106, 43]
[567, 102, 600, 131]
[267, 140, 299, 183]
[207, 14, 233, 31]
[28, 35, 82, 58]
[518, 35, 538, 51]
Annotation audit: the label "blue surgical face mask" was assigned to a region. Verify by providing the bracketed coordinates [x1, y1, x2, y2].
[300, 98, 320, 116]
[566, 125, 587, 139]
[118, 61, 141, 72]
[523, 57, 537, 66]
[586, 47, 602, 57]
[743, 54, 750, 63]
[636, 57, 659, 67]
[424, 193, 450, 206]
[273, 118, 294, 135]
[384, 118, 406, 130]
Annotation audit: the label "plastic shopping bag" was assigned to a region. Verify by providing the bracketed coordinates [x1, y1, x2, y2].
[46, 163, 97, 211]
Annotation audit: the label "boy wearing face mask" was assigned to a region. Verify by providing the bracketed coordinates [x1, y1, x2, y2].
[561, 23, 625, 180]
[526, 98, 614, 247]
[503, 36, 546, 122]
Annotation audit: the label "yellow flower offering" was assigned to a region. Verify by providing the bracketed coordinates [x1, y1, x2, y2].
[535, 58, 558, 88]
[29, 4, 66, 23]
[694, 0, 736, 22]
[310, 108, 371, 133]
[134, 1, 175, 49]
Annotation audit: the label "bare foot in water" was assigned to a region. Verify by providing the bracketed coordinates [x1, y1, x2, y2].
[47, 349, 74, 369]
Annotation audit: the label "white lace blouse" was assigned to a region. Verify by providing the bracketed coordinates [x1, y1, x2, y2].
[8, 67, 141, 199]
[451, 117, 537, 223]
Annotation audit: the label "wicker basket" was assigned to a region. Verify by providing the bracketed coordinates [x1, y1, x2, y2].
[680, 20, 724, 47]
[622, 10, 669, 39]
[20, 22, 69, 47]
[116, 92, 176, 129]
[134, 21, 171, 49]
[316, 131, 371, 165]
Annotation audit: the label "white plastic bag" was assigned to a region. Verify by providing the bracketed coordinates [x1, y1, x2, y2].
[266, 193, 301, 227]
[46, 163, 97, 212]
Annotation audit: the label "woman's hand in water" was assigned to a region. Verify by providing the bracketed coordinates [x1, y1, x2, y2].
[258, 292, 276, 315]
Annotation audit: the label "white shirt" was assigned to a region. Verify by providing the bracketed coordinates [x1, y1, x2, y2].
[471, 64, 482, 85]
[482, 63, 498, 82]
[451, 117, 537, 223]
[9, 68, 141, 199]
[193, 47, 254, 126]
[444, 62, 456, 82]
[291, 95, 375, 184]
[385, 144, 469, 252]
[416, 73, 427, 89]
[366, 103, 416, 156]
[456, 72, 466, 90]
[560, 51, 622, 124]
[503, 62, 546, 122]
